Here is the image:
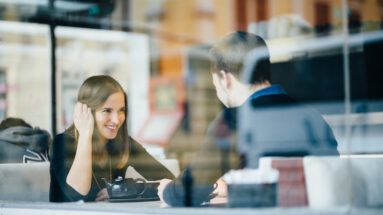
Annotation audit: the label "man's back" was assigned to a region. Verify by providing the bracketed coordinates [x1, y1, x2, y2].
[163, 88, 339, 206]
[238, 93, 339, 168]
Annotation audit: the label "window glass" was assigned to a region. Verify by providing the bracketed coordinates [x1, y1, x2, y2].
[0, 21, 50, 131]
[55, 26, 150, 135]
[0, 0, 382, 214]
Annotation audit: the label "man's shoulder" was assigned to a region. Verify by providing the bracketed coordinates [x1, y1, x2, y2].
[251, 93, 297, 107]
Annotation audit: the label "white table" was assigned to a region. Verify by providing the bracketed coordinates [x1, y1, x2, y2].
[1, 201, 382, 215]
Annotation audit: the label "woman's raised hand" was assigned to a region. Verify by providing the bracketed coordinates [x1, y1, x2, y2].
[73, 102, 94, 138]
[67, 102, 94, 195]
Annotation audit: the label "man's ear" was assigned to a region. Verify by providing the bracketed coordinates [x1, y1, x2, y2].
[220, 70, 232, 89]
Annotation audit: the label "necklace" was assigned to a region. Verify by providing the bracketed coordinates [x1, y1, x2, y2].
[92, 157, 112, 190]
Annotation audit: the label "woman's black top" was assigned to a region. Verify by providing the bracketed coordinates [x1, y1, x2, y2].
[49, 133, 175, 202]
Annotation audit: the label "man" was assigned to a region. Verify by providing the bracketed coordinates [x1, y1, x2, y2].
[158, 31, 339, 206]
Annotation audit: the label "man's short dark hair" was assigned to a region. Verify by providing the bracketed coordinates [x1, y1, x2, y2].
[209, 31, 270, 84]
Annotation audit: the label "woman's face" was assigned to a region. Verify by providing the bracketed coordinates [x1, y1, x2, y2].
[94, 92, 126, 141]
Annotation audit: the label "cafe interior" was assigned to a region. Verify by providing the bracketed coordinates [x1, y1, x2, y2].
[0, 0, 383, 214]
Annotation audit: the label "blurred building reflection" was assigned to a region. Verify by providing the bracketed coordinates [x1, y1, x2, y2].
[0, 0, 382, 210]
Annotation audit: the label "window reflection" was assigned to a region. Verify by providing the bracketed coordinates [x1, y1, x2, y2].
[0, 0, 382, 213]
[0, 21, 50, 131]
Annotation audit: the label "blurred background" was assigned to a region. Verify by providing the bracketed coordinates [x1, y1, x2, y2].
[0, 0, 383, 209]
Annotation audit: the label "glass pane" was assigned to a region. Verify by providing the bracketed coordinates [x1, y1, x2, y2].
[0, 0, 382, 214]
[0, 21, 51, 201]
[55, 26, 150, 136]
[0, 21, 51, 130]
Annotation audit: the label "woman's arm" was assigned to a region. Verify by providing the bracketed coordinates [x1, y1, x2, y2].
[159, 112, 230, 206]
[128, 137, 175, 181]
[66, 102, 94, 195]
[50, 134, 88, 202]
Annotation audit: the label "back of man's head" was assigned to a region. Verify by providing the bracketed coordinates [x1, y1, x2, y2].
[209, 31, 270, 84]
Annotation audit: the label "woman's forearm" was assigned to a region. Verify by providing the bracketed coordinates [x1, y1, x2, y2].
[66, 135, 93, 195]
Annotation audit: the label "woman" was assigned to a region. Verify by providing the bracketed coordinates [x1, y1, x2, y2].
[50, 75, 174, 202]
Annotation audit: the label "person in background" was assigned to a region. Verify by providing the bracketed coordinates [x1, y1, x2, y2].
[0, 117, 50, 163]
[157, 31, 339, 206]
[50, 75, 175, 202]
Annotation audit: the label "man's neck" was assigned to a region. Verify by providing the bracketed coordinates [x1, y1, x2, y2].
[250, 81, 271, 95]
[234, 81, 271, 107]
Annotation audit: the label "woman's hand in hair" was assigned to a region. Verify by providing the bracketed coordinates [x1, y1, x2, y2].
[74, 102, 94, 139]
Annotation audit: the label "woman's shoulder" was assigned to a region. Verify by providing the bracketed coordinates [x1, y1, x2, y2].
[127, 136, 152, 156]
[50, 133, 77, 164]
[54, 132, 75, 143]
[52, 132, 76, 152]
[128, 136, 143, 149]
